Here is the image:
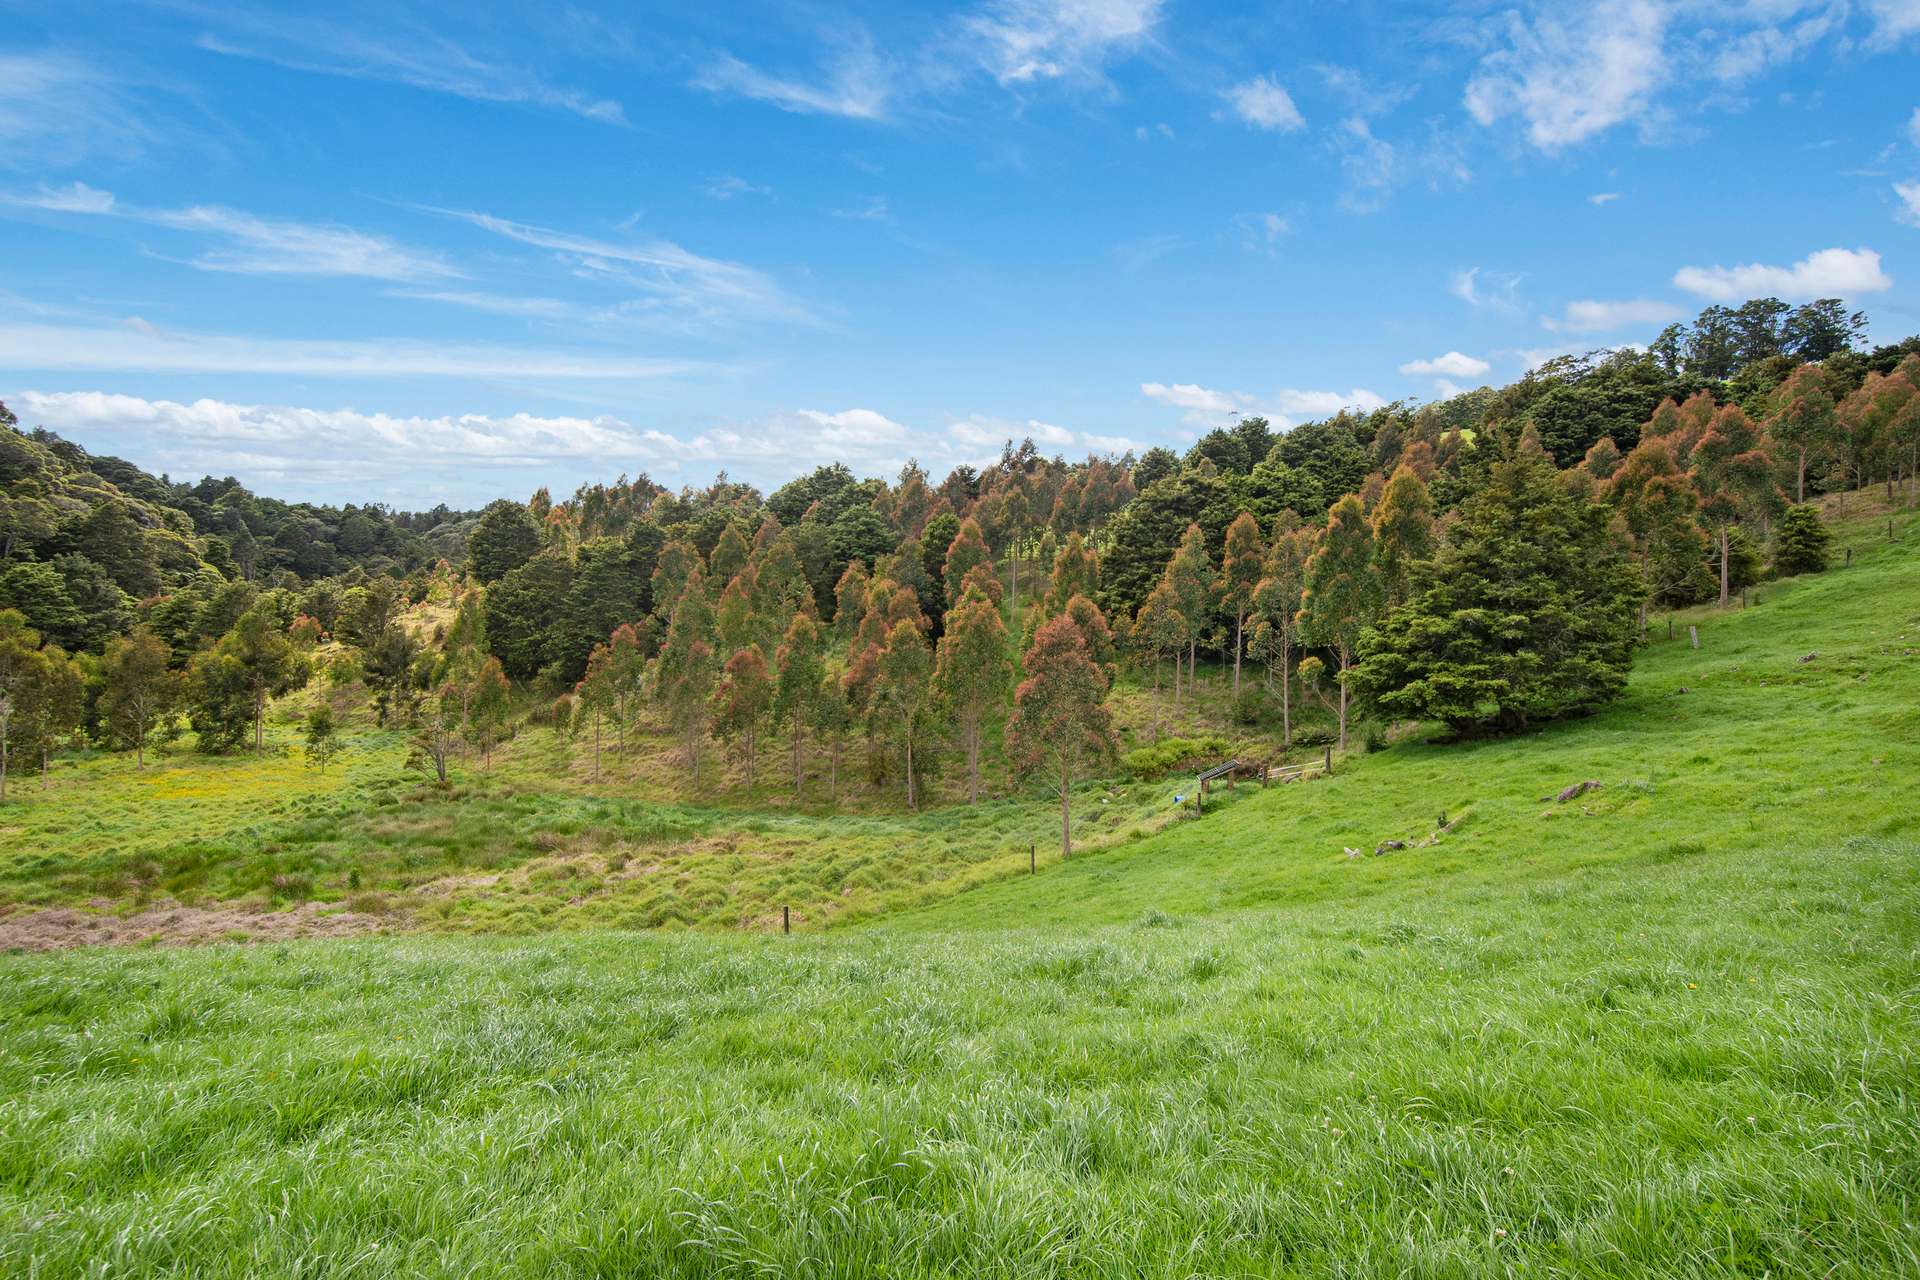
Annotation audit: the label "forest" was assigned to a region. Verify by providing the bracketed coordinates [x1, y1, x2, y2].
[3, 295, 1919, 855]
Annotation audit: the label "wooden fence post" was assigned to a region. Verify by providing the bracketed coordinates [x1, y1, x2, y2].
[1030, 843, 1035, 875]
[1846, 547, 1853, 566]
[1689, 625, 1699, 650]
[1323, 744, 1332, 775]
[783, 905, 790, 935]
[1667, 618, 1674, 641]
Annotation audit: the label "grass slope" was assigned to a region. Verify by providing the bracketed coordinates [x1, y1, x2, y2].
[0, 497, 1915, 1276]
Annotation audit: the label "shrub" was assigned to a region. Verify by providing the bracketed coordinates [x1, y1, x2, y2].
[1120, 735, 1231, 779]
[1773, 504, 1831, 577]
[1233, 686, 1277, 726]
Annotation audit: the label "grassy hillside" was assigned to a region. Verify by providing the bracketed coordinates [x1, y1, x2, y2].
[0, 494, 1915, 1276]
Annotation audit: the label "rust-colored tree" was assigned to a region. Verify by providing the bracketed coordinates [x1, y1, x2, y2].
[934, 589, 1012, 802]
[1217, 512, 1264, 697]
[1008, 614, 1117, 860]
[713, 644, 773, 794]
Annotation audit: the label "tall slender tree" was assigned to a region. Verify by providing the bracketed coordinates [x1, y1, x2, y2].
[1217, 512, 1265, 697]
[934, 589, 1013, 802]
[1045, 532, 1100, 614]
[1369, 465, 1435, 612]
[874, 620, 935, 810]
[1131, 580, 1186, 738]
[652, 565, 716, 780]
[1297, 494, 1379, 751]
[1163, 523, 1215, 691]
[772, 610, 824, 794]
[942, 517, 993, 608]
[1250, 521, 1313, 745]
[1689, 405, 1779, 607]
[713, 645, 773, 793]
[1008, 614, 1116, 860]
[1767, 364, 1838, 503]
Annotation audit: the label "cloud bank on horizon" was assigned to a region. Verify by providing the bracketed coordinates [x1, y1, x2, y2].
[1, 0, 1917, 505]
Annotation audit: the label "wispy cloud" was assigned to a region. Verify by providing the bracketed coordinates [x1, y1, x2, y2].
[1221, 75, 1304, 132]
[1465, 0, 1668, 150]
[6, 183, 459, 281]
[1113, 233, 1183, 272]
[0, 52, 162, 170]
[1234, 211, 1289, 255]
[703, 175, 772, 200]
[1141, 380, 1384, 426]
[1673, 246, 1891, 302]
[1898, 181, 1920, 226]
[194, 21, 625, 124]
[1540, 298, 1684, 333]
[0, 318, 696, 380]
[429, 207, 811, 325]
[832, 195, 893, 222]
[1450, 266, 1525, 312]
[694, 31, 893, 121]
[393, 290, 580, 320]
[962, 0, 1163, 85]
[1589, 191, 1623, 205]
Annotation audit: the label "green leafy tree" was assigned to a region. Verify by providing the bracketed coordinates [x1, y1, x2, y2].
[652, 565, 716, 781]
[413, 681, 463, 785]
[1130, 580, 1186, 737]
[1349, 449, 1641, 736]
[1297, 495, 1378, 751]
[812, 670, 853, 805]
[220, 605, 310, 752]
[772, 610, 823, 794]
[833, 559, 871, 639]
[466, 655, 512, 768]
[708, 524, 751, 585]
[99, 627, 177, 766]
[874, 620, 936, 810]
[1045, 533, 1100, 615]
[303, 704, 340, 772]
[363, 625, 423, 726]
[1216, 512, 1264, 696]
[1610, 439, 1712, 612]
[1773, 504, 1832, 577]
[1008, 614, 1117, 860]
[575, 641, 620, 780]
[942, 518, 993, 609]
[7, 640, 81, 790]
[713, 644, 773, 793]
[485, 552, 574, 681]
[1688, 405, 1780, 607]
[1250, 521, 1314, 745]
[1163, 523, 1215, 691]
[468, 499, 542, 583]
[935, 590, 1012, 802]
[1767, 364, 1838, 503]
[185, 648, 252, 754]
[1369, 465, 1435, 612]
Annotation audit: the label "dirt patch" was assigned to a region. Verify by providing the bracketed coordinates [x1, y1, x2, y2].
[0, 899, 391, 952]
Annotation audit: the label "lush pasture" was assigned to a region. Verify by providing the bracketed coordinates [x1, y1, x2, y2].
[0, 494, 1915, 1276]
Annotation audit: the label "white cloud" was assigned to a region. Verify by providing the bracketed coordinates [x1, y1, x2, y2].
[1141, 381, 1236, 415]
[0, 52, 160, 170]
[1894, 181, 1920, 225]
[1709, 7, 1838, 83]
[1465, 0, 1667, 150]
[1235, 211, 1289, 254]
[1589, 191, 1623, 205]
[5, 391, 958, 499]
[1271, 388, 1386, 417]
[1399, 351, 1490, 378]
[6, 185, 459, 281]
[395, 290, 581, 320]
[431, 207, 809, 325]
[1141, 380, 1384, 425]
[963, 0, 1162, 84]
[1909, 107, 1920, 146]
[1222, 75, 1304, 132]
[1864, 0, 1920, 45]
[196, 28, 625, 124]
[704, 176, 771, 200]
[832, 195, 893, 222]
[949, 413, 1141, 457]
[0, 320, 697, 380]
[1672, 247, 1892, 302]
[1450, 266, 1525, 313]
[1541, 299, 1685, 333]
[1335, 116, 1395, 212]
[694, 33, 892, 120]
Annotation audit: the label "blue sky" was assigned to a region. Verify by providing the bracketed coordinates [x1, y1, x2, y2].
[2, 0, 1917, 508]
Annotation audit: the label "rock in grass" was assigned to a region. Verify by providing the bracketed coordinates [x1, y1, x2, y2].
[1546, 780, 1603, 803]
[1374, 840, 1407, 855]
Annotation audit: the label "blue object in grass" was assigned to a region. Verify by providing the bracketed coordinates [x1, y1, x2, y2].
[1173, 794, 1184, 805]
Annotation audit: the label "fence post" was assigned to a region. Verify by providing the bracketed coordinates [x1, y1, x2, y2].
[1667, 618, 1674, 641]
[783, 905, 790, 935]
[1324, 744, 1332, 775]
[1846, 547, 1853, 567]
[1689, 625, 1699, 650]
[1030, 843, 1035, 875]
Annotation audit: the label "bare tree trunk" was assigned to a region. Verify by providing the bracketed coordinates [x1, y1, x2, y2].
[1336, 643, 1350, 751]
[1280, 637, 1292, 746]
[1232, 611, 1244, 697]
[1151, 660, 1162, 743]
[966, 717, 980, 803]
[592, 715, 601, 781]
[1796, 447, 1806, 504]
[254, 693, 265, 753]
[829, 739, 840, 804]
[1728, 529, 1743, 614]
[903, 722, 916, 811]
[1059, 771, 1072, 860]
[792, 724, 804, 794]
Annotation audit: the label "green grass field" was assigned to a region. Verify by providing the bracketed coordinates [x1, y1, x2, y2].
[1, 493, 1916, 1276]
